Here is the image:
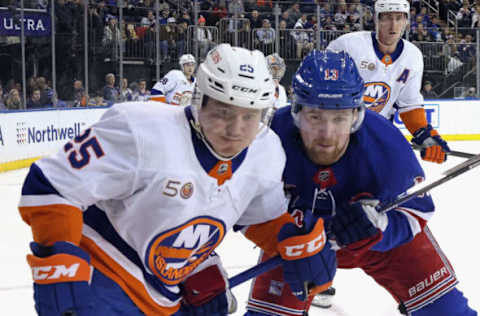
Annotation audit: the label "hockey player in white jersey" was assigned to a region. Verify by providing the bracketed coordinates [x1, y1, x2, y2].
[266, 53, 288, 108]
[18, 44, 336, 316]
[327, 0, 450, 164]
[150, 54, 196, 106]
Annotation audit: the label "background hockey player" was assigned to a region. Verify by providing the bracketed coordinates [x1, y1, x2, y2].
[18, 44, 335, 316]
[266, 53, 288, 109]
[150, 54, 196, 106]
[245, 50, 477, 316]
[327, 0, 450, 164]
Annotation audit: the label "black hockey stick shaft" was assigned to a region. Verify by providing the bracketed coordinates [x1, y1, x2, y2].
[378, 153, 480, 213]
[411, 144, 475, 159]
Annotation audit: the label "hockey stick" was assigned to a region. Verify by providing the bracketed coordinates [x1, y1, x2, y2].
[228, 153, 480, 288]
[411, 144, 476, 159]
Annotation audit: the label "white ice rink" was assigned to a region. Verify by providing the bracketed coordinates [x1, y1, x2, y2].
[2, 142, 479, 315]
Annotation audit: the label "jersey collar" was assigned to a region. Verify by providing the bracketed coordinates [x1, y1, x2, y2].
[371, 32, 404, 66]
[184, 107, 247, 185]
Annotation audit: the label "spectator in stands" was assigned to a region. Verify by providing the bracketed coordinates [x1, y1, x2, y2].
[175, 21, 188, 57]
[88, 90, 110, 107]
[103, 73, 119, 103]
[458, 34, 476, 63]
[5, 88, 22, 110]
[27, 88, 43, 108]
[281, 11, 293, 28]
[290, 23, 314, 59]
[132, 79, 150, 101]
[278, 19, 295, 58]
[118, 78, 133, 102]
[362, 7, 374, 30]
[255, 19, 275, 55]
[285, 3, 301, 27]
[413, 24, 433, 42]
[212, 1, 228, 25]
[440, 0, 463, 21]
[228, 0, 244, 17]
[0, 82, 5, 110]
[248, 9, 263, 29]
[141, 10, 156, 27]
[256, 0, 273, 14]
[334, 3, 348, 29]
[421, 81, 439, 99]
[159, 8, 170, 25]
[102, 16, 122, 62]
[179, 9, 192, 26]
[295, 14, 308, 29]
[456, 2, 473, 28]
[72, 80, 86, 107]
[199, 0, 214, 26]
[472, 4, 480, 27]
[323, 15, 338, 30]
[196, 16, 215, 60]
[463, 86, 477, 99]
[37, 77, 53, 106]
[166, 17, 177, 60]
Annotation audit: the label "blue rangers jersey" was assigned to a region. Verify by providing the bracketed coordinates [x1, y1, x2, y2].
[271, 107, 435, 251]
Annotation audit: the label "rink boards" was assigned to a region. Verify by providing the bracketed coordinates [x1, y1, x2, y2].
[1, 99, 480, 172]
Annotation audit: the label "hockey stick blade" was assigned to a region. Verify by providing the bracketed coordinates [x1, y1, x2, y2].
[411, 144, 476, 159]
[378, 153, 480, 213]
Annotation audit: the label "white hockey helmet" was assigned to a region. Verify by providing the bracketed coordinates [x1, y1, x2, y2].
[193, 43, 275, 111]
[374, 0, 410, 24]
[191, 44, 276, 159]
[374, 0, 410, 41]
[179, 54, 196, 71]
[266, 53, 286, 81]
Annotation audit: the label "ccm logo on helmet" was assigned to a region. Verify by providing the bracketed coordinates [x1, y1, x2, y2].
[32, 264, 81, 281]
[232, 85, 258, 94]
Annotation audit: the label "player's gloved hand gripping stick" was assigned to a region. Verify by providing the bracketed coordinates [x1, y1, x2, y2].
[229, 151, 480, 288]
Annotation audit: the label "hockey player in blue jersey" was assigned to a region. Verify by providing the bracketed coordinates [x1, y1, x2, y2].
[245, 50, 477, 316]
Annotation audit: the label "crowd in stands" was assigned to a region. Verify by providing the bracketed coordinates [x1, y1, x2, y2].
[0, 0, 478, 109]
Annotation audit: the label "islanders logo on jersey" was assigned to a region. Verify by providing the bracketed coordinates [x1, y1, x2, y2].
[363, 82, 391, 109]
[146, 216, 226, 285]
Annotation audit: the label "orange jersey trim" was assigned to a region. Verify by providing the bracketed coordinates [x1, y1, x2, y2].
[19, 204, 83, 246]
[399, 108, 428, 135]
[245, 213, 294, 257]
[150, 96, 167, 103]
[208, 160, 232, 186]
[80, 236, 180, 316]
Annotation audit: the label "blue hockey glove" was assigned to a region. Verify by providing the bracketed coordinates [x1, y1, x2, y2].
[277, 211, 336, 301]
[329, 198, 386, 253]
[27, 241, 94, 316]
[178, 264, 237, 316]
[411, 124, 450, 163]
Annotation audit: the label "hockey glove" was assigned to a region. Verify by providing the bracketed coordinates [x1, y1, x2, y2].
[179, 264, 237, 315]
[27, 241, 94, 316]
[329, 198, 386, 254]
[411, 124, 450, 163]
[277, 211, 336, 301]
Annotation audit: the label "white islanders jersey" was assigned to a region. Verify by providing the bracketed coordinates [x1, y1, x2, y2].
[151, 70, 195, 106]
[328, 31, 424, 119]
[19, 102, 287, 313]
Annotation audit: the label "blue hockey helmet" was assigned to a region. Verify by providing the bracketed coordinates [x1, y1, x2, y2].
[291, 50, 366, 132]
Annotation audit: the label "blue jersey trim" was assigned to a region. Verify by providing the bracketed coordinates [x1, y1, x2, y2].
[371, 32, 404, 64]
[22, 163, 61, 196]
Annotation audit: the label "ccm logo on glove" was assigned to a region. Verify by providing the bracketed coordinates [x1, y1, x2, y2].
[278, 219, 327, 260]
[27, 253, 90, 284]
